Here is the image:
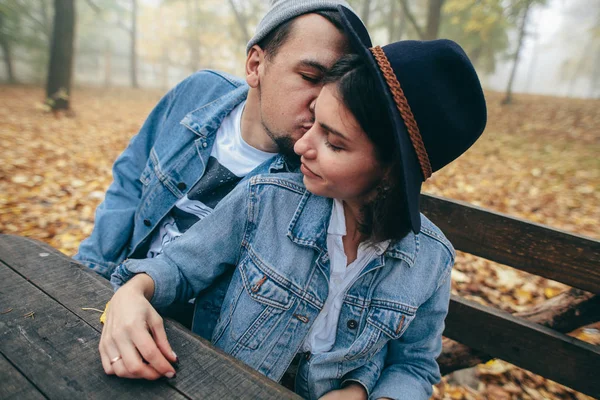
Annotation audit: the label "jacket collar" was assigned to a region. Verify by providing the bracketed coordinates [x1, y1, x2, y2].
[180, 84, 249, 138]
[287, 190, 419, 267]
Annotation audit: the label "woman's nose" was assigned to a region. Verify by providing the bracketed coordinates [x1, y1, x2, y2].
[294, 126, 316, 158]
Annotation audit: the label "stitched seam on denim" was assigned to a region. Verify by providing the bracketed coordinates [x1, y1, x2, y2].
[370, 298, 417, 313]
[368, 313, 411, 339]
[239, 258, 291, 310]
[244, 243, 323, 309]
[344, 294, 369, 309]
[236, 182, 254, 266]
[385, 234, 419, 266]
[345, 329, 380, 361]
[420, 227, 455, 259]
[237, 306, 276, 349]
[286, 190, 322, 250]
[249, 175, 306, 195]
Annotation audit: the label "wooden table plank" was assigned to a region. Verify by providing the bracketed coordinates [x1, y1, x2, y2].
[0, 353, 46, 400]
[0, 261, 189, 399]
[421, 194, 600, 294]
[0, 234, 300, 400]
[445, 295, 600, 398]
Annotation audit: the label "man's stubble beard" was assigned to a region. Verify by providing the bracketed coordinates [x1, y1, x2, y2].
[257, 86, 301, 160]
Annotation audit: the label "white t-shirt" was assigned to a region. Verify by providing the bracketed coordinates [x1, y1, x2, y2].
[146, 100, 274, 258]
[302, 199, 390, 354]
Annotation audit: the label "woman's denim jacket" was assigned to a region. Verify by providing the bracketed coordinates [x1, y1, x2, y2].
[111, 173, 455, 400]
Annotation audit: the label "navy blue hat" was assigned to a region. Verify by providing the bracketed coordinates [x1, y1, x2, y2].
[337, 5, 487, 233]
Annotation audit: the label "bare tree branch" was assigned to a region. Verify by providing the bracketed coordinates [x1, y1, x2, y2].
[83, 0, 101, 14]
[399, 0, 425, 40]
[227, 0, 250, 44]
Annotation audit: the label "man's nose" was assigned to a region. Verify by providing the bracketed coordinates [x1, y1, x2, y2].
[309, 98, 316, 115]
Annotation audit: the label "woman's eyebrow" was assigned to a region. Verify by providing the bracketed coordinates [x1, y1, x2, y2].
[320, 122, 348, 141]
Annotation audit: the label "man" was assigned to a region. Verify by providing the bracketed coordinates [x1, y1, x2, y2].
[75, 1, 366, 338]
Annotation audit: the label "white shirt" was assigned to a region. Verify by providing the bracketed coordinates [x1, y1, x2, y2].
[146, 100, 274, 258]
[302, 199, 390, 354]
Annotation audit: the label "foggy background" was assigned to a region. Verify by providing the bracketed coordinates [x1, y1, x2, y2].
[1, 0, 598, 99]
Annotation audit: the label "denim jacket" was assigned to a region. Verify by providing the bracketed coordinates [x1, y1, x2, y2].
[111, 173, 455, 400]
[75, 69, 267, 278]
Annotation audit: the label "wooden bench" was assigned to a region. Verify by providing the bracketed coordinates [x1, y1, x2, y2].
[421, 193, 600, 398]
[1, 193, 598, 398]
[0, 235, 300, 400]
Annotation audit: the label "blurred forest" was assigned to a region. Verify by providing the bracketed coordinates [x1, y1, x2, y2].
[0, 1, 599, 400]
[0, 0, 599, 102]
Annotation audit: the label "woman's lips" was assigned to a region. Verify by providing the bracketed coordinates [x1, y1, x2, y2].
[300, 163, 320, 179]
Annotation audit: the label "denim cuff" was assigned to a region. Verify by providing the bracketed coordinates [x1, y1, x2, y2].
[74, 257, 119, 279]
[341, 360, 381, 399]
[110, 258, 178, 308]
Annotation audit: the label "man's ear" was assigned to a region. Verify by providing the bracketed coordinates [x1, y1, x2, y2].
[245, 45, 265, 88]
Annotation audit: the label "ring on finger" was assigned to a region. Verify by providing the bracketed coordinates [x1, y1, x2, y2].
[110, 355, 122, 365]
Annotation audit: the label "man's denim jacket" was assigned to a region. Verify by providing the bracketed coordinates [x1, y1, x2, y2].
[111, 173, 455, 400]
[74, 69, 284, 277]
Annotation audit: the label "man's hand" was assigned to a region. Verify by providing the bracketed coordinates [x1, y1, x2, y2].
[99, 274, 178, 380]
[319, 383, 368, 400]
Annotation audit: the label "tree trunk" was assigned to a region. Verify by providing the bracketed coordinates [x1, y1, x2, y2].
[104, 40, 111, 88]
[502, 0, 531, 105]
[130, 0, 138, 88]
[399, 0, 425, 40]
[187, 0, 201, 73]
[387, 0, 397, 42]
[0, 13, 16, 84]
[46, 0, 76, 111]
[228, 0, 250, 45]
[425, 0, 444, 40]
[590, 48, 600, 99]
[438, 289, 600, 375]
[361, 0, 371, 30]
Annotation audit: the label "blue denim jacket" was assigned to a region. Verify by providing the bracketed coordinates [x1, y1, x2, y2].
[75, 69, 260, 277]
[111, 173, 455, 400]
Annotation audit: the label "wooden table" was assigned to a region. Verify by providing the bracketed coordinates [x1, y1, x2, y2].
[0, 234, 301, 400]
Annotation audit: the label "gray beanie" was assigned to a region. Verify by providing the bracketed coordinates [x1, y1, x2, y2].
[246, 0, 360, 54]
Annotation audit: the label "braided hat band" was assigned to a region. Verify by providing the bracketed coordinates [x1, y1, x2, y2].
[369, 46, 432, 181]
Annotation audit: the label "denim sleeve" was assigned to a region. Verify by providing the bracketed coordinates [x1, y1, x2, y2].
[73, 83, 180, 279]
[110, 179, 251, 308]
[369, 266, 453, 400]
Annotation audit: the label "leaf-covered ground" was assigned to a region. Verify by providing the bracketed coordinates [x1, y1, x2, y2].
[0, 85, 598, 400]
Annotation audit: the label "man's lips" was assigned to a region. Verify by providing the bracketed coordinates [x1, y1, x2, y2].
[300, 163, 319, 179]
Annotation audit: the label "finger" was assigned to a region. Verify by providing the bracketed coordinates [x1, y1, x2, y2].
[99, 337, 115, 375]
[116, 337, 163, 380]
[148, 314, 177, 363]
[134, 328, 176, 378]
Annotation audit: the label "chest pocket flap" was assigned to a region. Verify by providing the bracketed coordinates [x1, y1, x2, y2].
[367, 301, 417, 339]
[240, 249, 294, 310]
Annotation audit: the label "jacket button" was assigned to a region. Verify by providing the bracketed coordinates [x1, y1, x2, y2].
[202, 142, 208, 148]
[143, 219, 151, 227]
[347, 320, 358, 329]
[177, 182, 187, 191]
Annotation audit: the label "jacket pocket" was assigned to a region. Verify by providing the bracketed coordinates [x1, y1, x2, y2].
[227, 251, 295, 350]
[344, 302, 416, 361]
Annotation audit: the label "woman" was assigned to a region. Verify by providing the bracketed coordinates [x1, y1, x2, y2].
[99, 8, 487, 400]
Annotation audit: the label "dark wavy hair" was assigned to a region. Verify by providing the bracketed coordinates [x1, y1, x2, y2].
[322, 54, 412, 241]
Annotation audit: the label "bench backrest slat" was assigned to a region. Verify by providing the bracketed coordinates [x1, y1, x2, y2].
[445, 296, 600, 398]
[421, 194, 600, 294]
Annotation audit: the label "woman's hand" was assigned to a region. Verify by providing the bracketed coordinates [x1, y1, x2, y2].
[319, 383, 367, 400]
[99, 273, 178, 380]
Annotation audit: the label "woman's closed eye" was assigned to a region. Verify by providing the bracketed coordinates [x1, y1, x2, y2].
[324, 137, 343, 152]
